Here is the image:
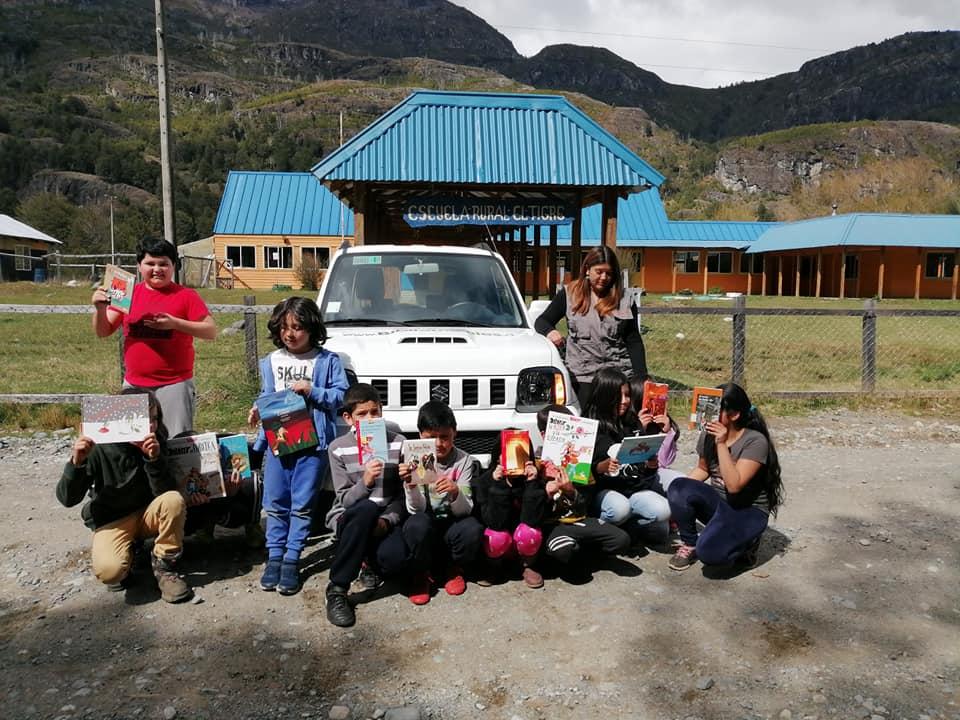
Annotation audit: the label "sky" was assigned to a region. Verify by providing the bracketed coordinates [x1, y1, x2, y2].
[453, 0, 958, 88]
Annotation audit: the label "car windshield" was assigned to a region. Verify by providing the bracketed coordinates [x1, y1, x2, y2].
[320, 251, 526, 328]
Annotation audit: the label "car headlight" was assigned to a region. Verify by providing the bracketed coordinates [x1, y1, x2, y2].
[516, 366, 567, 412]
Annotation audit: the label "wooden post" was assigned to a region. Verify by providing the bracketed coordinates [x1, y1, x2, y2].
[571, 199, 583, 276]
[815, 250, 822, 298]
[601, 188, 618, 248]
[244, 295, 258, 383]
[861, 298, 877, 393]
[761, 257, 767, 297]
[914, 248, 922, 300]
[952, 250, 959, 301]
[701, 250, 708, 295]
[518, 226, 527, 299]
[732, 295, 746, 386]
[839, 254, 846, 300]
[532, 225, 541, 300]
[878, 247, 886, 301]
[794, 255, 801, 297]
[777, 256, 783, 297]
[548, 225, 558, 297]
[353, 183, 367, 246]
[746, 268, 752, 296]
[671, 253, 678, 294]
[639, 249, 646, 290]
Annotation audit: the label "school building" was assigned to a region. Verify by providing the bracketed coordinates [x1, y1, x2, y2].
[0, 214, 62, 282]
[212, 90, 960, 300]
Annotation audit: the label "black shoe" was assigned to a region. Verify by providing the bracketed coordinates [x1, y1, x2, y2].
[260, 558, 282, 591]
[325, 583, 355, 627]
[357, 562, 383, 591]
[277, 561, 301, 596]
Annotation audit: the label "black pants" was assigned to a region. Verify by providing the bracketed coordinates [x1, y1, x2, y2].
[544, 518, 630, 565]
[185, 471, 263, 534]
[328, 500, 432, 588]
[427, 514, 484, 574]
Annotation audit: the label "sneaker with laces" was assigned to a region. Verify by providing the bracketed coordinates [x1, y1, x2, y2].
[443, 566, 466, 596]
[151, 555, 193, 603]
[325, 583, 355, 627]
[522, 565, 544, 589]
[259, 557, 282, 591]
[277, 560, 301, 595]
[357, 562, 383, 591]
[668, 543, 697, 571]
[407, 571, 432, 605]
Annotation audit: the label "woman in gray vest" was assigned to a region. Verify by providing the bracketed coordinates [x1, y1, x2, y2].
[534, 246, 647, 408]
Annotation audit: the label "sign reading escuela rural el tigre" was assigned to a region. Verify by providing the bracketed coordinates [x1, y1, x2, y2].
[403, 197, 575, 228]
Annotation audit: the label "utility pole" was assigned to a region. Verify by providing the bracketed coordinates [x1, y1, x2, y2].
[154, 0, 176, 257]
[109, 197, 115, 266]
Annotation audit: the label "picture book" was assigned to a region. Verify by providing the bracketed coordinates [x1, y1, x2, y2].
[218, 433, 252, 480]
[689, 386, 723, 431]
[641, 380, 670, 417]
[402, 438, 438, 487]
[540, 412, 599, 485]
[616, 433, 669, 465]
[102, 264, 135, 314]
[356, 417, 388, 465]
[81, 394, 150, 444]
[255, 390, 318, 457]
[500, 429, 531, 476]
[166, 432, 226, 500]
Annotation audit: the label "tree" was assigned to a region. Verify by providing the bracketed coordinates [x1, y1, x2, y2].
[15, 193, 78, 245]
[756, 202, 777, 222]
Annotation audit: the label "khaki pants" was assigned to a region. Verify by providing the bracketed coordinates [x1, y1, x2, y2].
[91, 491, 186, 585]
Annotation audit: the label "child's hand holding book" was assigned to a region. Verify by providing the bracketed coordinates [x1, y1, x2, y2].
[363, 459, 384, 487]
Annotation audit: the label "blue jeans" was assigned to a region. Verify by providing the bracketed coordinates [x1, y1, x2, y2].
[263, 449, 326, 562]
[667, 478, 768, 565]
[596, 488, 671, 527]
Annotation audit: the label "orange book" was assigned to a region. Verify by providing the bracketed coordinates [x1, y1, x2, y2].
[500, 429, 531, 476]
[641, 380, 670, 417]
[689, 386, 723, 431]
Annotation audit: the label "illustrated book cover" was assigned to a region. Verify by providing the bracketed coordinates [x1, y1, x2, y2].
[356, 417, 388, 465]
[255, 390, 318, 457]
[166, 432, 226, 499]
[540, 412, 599, 485]
[102, 264, 135, 314]
[218, 433, 252, 480]
[641, 380, 670, 417]
[689, 386, 723, 431]
[401, 438, 438, 487]
[81, 394, 150, 444]
[500, 429, 531, 476]
[616, 433, 669, 465]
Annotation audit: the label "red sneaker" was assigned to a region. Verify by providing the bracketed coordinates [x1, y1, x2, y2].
[407, 571, 432, 605]
[443, 566, 466, 596]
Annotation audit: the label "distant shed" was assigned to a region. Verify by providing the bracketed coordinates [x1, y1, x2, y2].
[0, 214, 63, 282]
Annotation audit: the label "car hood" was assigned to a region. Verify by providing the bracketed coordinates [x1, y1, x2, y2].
[326, 327, 559, 375]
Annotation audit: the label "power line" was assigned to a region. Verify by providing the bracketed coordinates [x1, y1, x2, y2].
[495, 24, 832, 53]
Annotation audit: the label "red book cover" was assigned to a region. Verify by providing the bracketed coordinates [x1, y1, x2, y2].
[642, 380, 670, 417]
[500, 429, 531, 476]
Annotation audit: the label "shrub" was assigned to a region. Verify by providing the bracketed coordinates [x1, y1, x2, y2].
[293, 256, 326, 291]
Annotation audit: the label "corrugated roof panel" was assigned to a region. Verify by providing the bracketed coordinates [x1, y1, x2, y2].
[312, 91, 664, 188]
[214, 172, 353, 236]
[746, 213, 960, 253]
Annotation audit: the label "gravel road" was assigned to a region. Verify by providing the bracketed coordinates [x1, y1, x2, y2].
[1, 409, 958, 720]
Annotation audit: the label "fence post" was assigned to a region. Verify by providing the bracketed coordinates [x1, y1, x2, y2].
[861, 298, 877, 393]
[732, 294, 746, 386]
[244, 295, 258, 382]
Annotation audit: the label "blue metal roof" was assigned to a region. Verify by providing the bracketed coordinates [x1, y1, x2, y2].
[213, 171, 353, 236]
[747, 213, 960, 253]
[311, 91, 665, 189]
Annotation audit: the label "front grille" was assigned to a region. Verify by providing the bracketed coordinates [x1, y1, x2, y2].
[371, 379, 388, 405]
[400, 379, 418, 406]
[430, 379, 450, 403]
[490, 378, 506, 405]
[455, 431, 500, 457]
[462, 379, 478, 406]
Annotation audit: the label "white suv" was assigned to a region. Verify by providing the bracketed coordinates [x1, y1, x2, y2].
[317, 244, 576, 466]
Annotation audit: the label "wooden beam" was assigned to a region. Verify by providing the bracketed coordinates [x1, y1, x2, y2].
[571, 196, 583, 275]
[639, 249, 646, 290]
[839, 254, 846, 300]
[671, 253, 678, 294]
[777, 256, 783, 297]
[353, 182, 367, 246]
[701, 250, 708, 295]
[761, 257, 767, 297]
[877, 247, 885, 301]
[601, 188, 618, 248]
[548, 225, 558, 299]
[746, 267, 752, 296]
[815, 250, 822, 298]
[532, 225, 541, 300]
[952, 250, 959, 301]
[518, 227, 527, 299]
[914, 248, 922, 300]
[794, 255, 801, 297]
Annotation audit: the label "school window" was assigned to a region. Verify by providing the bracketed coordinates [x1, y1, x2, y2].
[556, 252, 570, 272]
[263, 245, 293, 270]
[674, 251, 699, 274]
[525, 254, 534, 273]
[844, 254, 859, 280]
[739, 253, 764, 274]
[301, 247, 330, 269]
[15, 245, 31, 271]
[707, 251, 733, 274]
[925, 252, 955, 279]
[226, 245, 256, 269]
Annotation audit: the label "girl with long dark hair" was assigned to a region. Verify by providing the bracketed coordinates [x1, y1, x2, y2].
[666, 383, 784, 571]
